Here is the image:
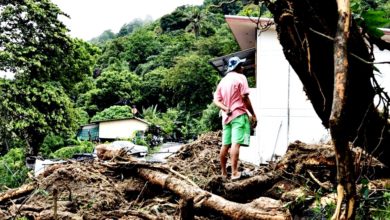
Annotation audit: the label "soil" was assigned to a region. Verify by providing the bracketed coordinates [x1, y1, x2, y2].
[0, 131, 388, 219]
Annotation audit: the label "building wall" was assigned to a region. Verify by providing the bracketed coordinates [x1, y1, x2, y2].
[240, 28, 329, 165]
[374, 46, 390, 110]
[99, 119, 149, 140]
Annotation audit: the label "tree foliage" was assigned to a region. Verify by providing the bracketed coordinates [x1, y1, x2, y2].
[91, 70, 142, 111]
[0, 79, 79, 156]
[0, 0, 68, 80]
[143, 107, 181, 137]
[117, 17, 153, 38]
[90, 29, 116, 45]
[204, 0, 244, 15]
[91, 105, 134, 122]
[162, 53, 220, 113]
[160, 6, 191, 32]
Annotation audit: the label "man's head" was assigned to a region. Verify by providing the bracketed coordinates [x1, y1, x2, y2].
[226, 56, 246, 74]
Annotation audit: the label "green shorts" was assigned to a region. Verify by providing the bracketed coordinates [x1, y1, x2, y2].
[222, 114, 250, 146]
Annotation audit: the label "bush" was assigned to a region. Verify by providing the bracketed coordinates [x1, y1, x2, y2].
[39, 134, 65, 157]
[0, 148, 29, 191]
[91, 105, 134, 122]
[50, 142, 94, 159]
[195, 103, 221, 134]
[134, 136, 148, 146]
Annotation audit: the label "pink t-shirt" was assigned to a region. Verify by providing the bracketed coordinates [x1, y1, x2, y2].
[214, 71, 250, 124]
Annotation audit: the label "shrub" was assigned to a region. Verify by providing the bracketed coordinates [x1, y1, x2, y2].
[50, 142, 94, 159]
[39, 134, 65, 157]
[91, 105, 133, 122]
[0, 148, 29, 191]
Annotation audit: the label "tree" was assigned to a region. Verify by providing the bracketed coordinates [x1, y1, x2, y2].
[0, 0, 71, 82]
[160, 6, 191, 32]
[195, 24, 240, 57]
[260, 0, 390, 218]
[123, 28, 162, 71]
[60, 38, 100, 95]
[162, 53, 220, 113]
[90, 29, 116, 44]
[143, 107, 181, 137]
[140, 67, 170, 110]
[182, 6, 216, 38]
[0, 0, 99, 158]
[204, 0, 244, 15]
[117, 17, 152, 38]
[95, 37, 128, 71]
[90, 70, 142, 111]
[195, 103, 222, 134]
[0, 80, 79, 157]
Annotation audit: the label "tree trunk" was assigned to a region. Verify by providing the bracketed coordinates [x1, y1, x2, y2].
[0, 183, 36, 204]
[329, 0, 356, 219]
[135, 166, 292, 220]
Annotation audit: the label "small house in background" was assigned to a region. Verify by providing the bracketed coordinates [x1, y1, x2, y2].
[77, 117, 150, 141]
[210, 16, 390, 165]
[97, 117, 150, 140]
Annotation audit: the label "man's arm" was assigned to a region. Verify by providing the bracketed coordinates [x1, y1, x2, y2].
[213, 99, 231, 115]
[242, 94, 257, 126]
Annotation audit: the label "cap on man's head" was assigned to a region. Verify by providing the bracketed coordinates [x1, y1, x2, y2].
[226, 56, 246, 73]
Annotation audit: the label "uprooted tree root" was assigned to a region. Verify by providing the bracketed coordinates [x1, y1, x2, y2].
[0, 132, 388, 219]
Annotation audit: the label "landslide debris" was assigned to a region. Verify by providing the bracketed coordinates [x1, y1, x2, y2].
[0, 132, 388, 219]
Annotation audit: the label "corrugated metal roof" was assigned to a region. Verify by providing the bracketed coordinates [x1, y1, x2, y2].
[209, 47, 256, 76]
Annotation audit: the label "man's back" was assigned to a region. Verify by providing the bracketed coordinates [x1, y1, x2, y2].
[214, 71, 249, 124]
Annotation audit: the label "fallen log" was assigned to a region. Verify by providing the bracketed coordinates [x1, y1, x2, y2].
[133, 165, 291, 220]
[222, 171, 282, 202]
[0, 183, 36, 204]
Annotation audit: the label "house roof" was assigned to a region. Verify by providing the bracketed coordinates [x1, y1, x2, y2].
[92, 117, 151, 125]
[209, 47, 256, 76]
[225, 15, 390, 47]
[225, 15, 274, 50]
[207, 16, 274, 76]
[79, 123, 98, 128]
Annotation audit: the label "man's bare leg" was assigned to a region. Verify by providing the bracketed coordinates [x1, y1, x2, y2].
[220, 145, 230, 176]
[230, 143, 241, 178]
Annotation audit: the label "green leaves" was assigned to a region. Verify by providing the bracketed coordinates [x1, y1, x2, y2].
[362, 10, 389, 37]
[0, 79, 78, 155]
[90, 70, 142, 111]
[0, 0, 70, 76]
[162, 53, 220, 113]
[91, 105, 134, 122]
[0, 148, 29, 191]
[351, 0, 390, 37]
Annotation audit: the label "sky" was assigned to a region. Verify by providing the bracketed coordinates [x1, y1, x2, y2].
[51, 0, 204, 40]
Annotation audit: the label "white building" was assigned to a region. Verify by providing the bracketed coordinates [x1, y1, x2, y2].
[77, 117, 150, 141]
[210, 15, 390, 165]
[97, 117, 150, 140]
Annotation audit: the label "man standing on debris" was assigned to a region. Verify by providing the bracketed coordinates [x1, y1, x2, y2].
[213, 56, 257, 180]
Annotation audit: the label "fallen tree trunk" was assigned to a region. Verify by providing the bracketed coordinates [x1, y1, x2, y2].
[0, 183, 36, 204]
[221, 171, 282, 202]
[134, 164, 291, 220]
